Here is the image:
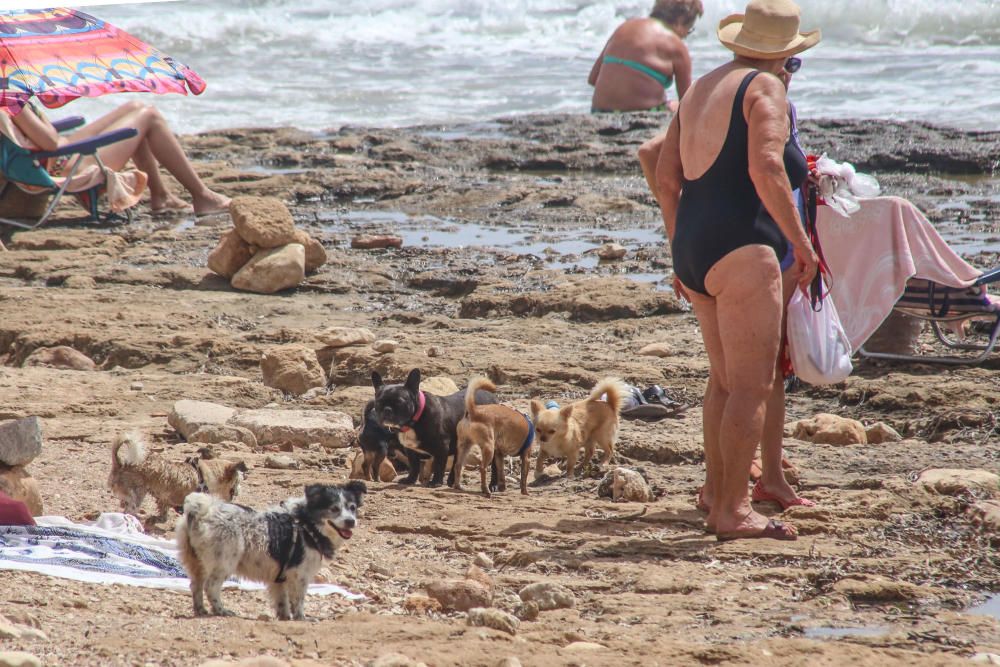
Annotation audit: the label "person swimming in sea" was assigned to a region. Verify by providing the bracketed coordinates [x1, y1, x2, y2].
[588, 0, 703, 114]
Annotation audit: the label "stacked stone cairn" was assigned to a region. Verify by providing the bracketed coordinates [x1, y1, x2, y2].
[208, 196, 327, 294]
[0, 417, 44, 516]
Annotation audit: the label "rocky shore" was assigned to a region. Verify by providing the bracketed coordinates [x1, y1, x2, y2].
[0, 112, 998, 667]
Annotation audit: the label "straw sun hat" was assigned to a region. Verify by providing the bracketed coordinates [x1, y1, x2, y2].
[717, 0, 820, 60]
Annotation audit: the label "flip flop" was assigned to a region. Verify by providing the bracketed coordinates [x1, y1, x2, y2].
[716, 518, 798, 542]
[195, 206, 231, 219]
[751, 480, 816, 510]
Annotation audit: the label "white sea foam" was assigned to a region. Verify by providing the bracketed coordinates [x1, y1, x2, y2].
[62, 0, 1000, 132]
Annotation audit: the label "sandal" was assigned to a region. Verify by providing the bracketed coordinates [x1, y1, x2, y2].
[716, 518, 798, 542]
[751, 480, 816, 510]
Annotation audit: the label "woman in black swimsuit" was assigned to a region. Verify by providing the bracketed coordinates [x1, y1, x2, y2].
[654, 0, 820, 542]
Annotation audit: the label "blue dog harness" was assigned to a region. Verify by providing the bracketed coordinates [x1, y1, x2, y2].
[517, 412, 535, 457]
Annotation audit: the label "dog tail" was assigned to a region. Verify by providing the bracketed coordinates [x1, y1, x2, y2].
[465, 376, 496, 420]
[112, 431, 147, 468]
[588, 377, 627, 415]
[182, 492, 214, 526]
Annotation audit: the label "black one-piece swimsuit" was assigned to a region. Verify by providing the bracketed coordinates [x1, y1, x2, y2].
[672, 71, 803, 296]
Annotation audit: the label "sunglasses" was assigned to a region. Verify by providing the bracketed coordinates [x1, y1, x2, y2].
[784, 57, 802, 74]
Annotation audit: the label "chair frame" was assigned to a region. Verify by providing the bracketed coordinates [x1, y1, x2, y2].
[1, 116, 138, 230]
[858, 268, 1000, 365]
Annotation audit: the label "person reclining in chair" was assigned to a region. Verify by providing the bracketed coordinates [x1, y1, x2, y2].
[10, 100, 230, 217]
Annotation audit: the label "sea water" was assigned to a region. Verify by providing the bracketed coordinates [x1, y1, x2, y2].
[64, 0, 1000, 133]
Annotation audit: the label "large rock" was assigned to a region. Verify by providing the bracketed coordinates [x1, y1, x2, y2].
[231, 243, 306, 294]
[786, 413, 867, 445]
[917, 469, 999, 498]
[0, 465, 43, 516]
[424, 580, 492, 612]
[0, 653, 43, 667]
[229, 409, 354, 449]
[260, 344, 326, 396]
[968, 500, 1000, 534]
[0, 417, 42, 466]
[207, 229, 254, 278]
[230, 196, 298, 249]
[316, 327, 375, 348]
[467, 607, 519, 635]
[421, 376, 460, 396]
[518, 582, 575, 610]
[188, 424, 258, 449]
[168, 400, 237, 441]
[598, 467, 654, 502]
[637, 342, 672, 358]
[292, 229, 328, 273]
[865, 421, 902, 444]
[23, 346, 96, 371]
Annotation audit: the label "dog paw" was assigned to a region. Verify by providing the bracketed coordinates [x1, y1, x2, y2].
[212, 608, 236, 617]
[193, 607, 210, 617]
[426, 480, 443, 488]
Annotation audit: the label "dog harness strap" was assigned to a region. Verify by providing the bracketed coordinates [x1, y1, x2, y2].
[300, 519, 335, 559]
[400, 391, 427, 433]
[188, 458, 209, 493]
[275, 522, 300, 583]
[517, 412, 535, 457]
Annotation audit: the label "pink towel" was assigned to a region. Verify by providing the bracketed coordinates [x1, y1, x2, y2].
[816, 196, 981, 350]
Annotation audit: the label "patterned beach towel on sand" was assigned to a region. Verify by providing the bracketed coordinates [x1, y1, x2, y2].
[0, 514, 363, 599]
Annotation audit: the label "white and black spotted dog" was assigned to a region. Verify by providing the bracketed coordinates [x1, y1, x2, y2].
[176, 481, 366, 620]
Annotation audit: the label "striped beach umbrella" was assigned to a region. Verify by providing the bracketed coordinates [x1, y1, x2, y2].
[0, 7, 205, 115]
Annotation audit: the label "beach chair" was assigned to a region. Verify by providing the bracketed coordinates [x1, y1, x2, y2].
[0, 119, 138, 230]
[858, 269, 1000, 365]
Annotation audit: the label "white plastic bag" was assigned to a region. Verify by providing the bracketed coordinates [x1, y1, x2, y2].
[814, 153, 881, 217]
[786, 282, 853, 385]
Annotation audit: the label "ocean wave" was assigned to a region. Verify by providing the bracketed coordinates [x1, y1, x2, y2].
[74, 1, 1000, 132]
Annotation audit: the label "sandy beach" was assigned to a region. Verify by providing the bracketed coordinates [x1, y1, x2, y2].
[1, 111, 999, 666]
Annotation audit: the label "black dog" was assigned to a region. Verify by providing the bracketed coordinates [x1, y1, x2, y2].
[358, 398, 425, 481]
[371, 369, 497, 487]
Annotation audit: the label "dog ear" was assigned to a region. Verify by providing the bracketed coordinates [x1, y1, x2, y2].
[405, 368, 421, 394]
[530, 399, 544, 420]
[560, 405, 574, 420]
[304, 484, 330, 508]
[345, 480, 367, 503]
[371, 371, 383, 390]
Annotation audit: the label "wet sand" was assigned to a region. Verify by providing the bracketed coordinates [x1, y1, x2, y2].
[0, 112, 998, 666]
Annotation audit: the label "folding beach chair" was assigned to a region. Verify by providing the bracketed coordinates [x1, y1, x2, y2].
[858, 268, 1000, 365]
[0, 118, 138, 230]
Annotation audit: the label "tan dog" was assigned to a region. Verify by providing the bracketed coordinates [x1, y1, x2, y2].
[530, 378, 626, 479]
[108, 432, 248, 522]
[454, 377, 535, 497]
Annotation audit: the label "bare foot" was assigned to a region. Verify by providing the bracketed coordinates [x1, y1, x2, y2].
[193, 191, 231, 217]
[150, 192, 190, 213]
[716, 510, 798, 542]
[752, 479, 815, 510]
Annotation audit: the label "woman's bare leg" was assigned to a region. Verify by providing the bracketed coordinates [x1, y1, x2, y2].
[131, 139, 187, 211]
[757, 268, 813, 506]
[81, 104, 229, 215]
[687, 288, 728, 529]
[704, 245, 796, 539]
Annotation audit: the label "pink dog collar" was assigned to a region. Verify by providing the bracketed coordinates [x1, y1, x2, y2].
[400, 391, 426, 432]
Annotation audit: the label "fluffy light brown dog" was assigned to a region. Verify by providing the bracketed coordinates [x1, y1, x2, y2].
[454, 377, 535, 497]
[530, 378, 626, 479]
[108, 432, 247, 522]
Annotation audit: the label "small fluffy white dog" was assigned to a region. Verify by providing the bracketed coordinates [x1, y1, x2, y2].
[175, 482, 366, 620]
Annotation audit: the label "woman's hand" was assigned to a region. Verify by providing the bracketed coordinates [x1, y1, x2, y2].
[792, 243, 819, 293]
[672, 274, 690, 302]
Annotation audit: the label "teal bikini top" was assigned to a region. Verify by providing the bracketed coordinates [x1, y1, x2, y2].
[602, 55, 672, 89]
